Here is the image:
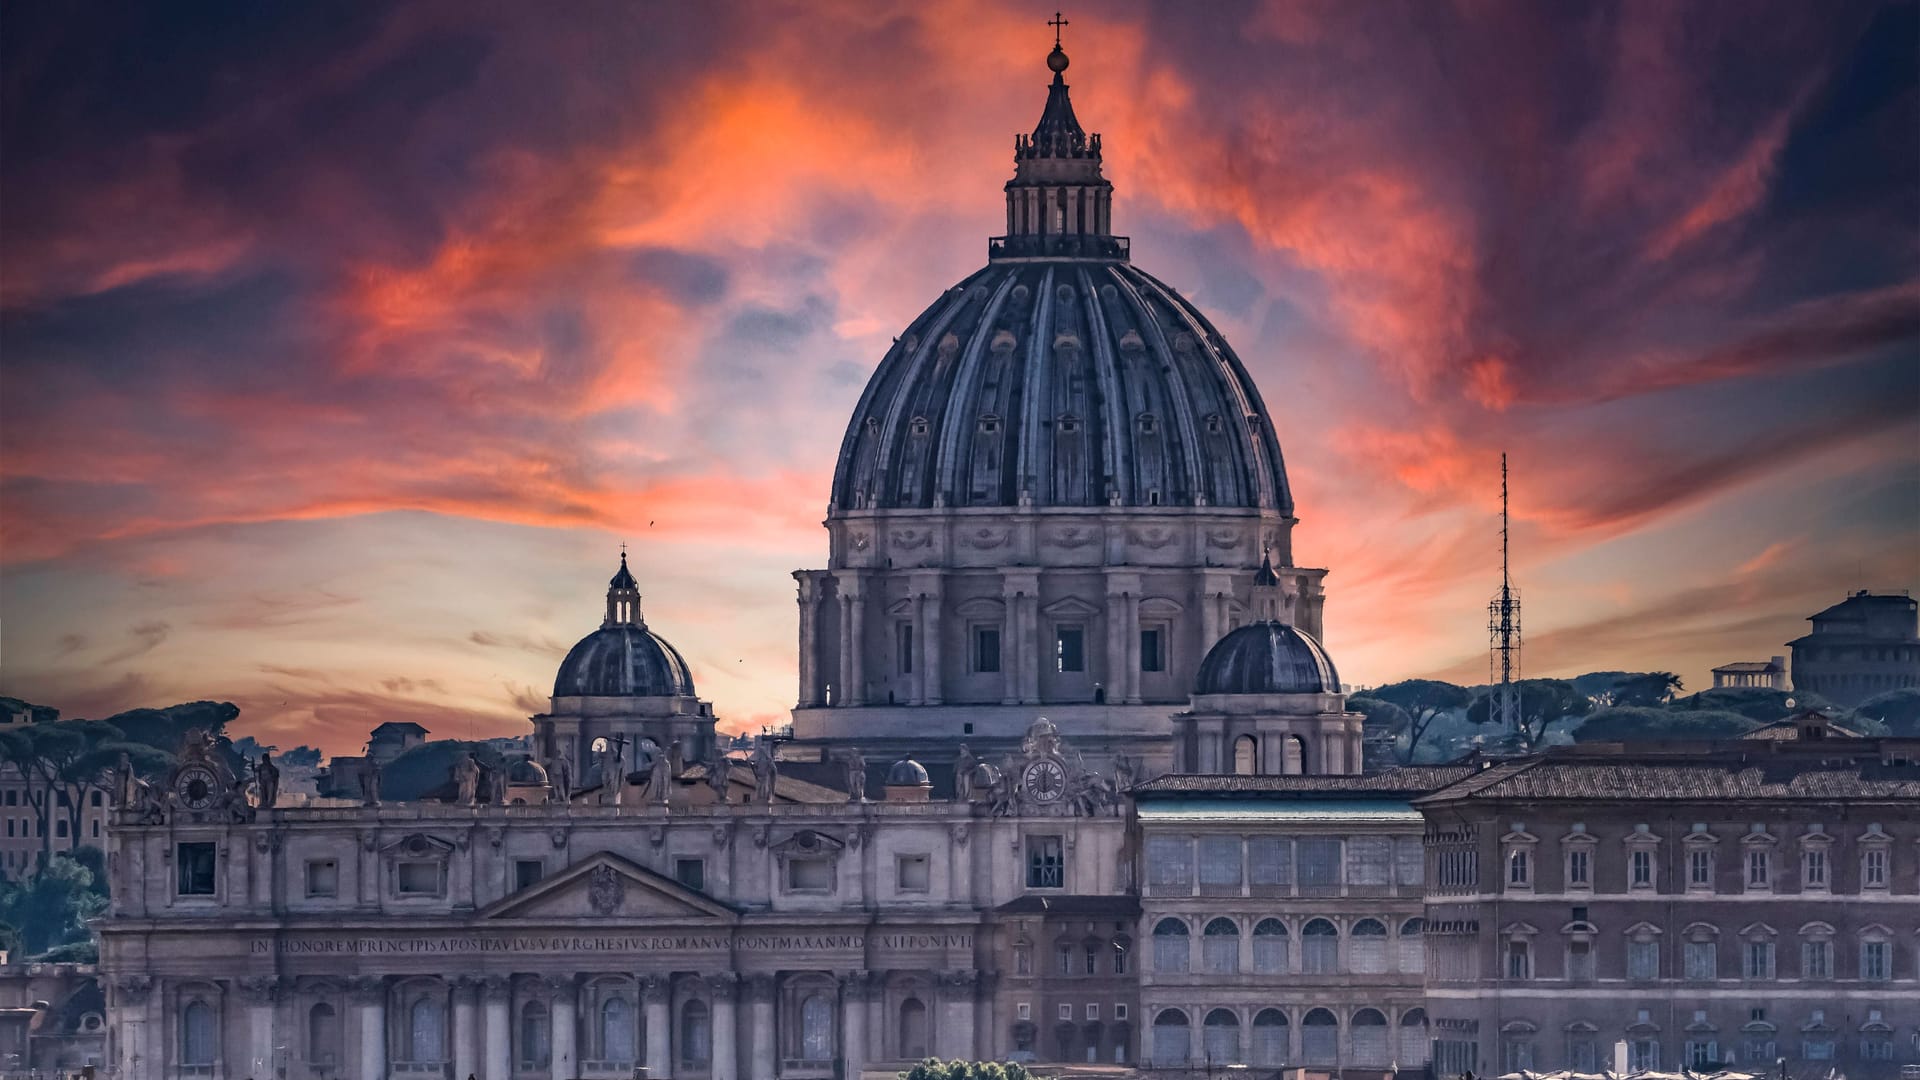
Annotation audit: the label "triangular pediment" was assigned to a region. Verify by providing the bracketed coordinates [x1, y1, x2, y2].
[479, 851, 739, 923]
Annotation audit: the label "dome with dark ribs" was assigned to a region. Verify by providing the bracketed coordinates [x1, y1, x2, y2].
[828, 44, 1291, 515]
[1194, 622, 1340, 696]
[553, 626, 696, 699]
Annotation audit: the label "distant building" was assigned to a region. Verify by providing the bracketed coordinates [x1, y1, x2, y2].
[1710, 656, 1786, 690]
[0, 763, 112, 877]
[0, 960, 105, 1071]
[1787, 591, 1920, 707]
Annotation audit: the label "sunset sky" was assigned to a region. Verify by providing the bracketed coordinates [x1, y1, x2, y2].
[3, 1, 1916, 755]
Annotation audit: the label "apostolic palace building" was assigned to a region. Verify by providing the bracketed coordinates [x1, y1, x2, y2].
[96, 33, 1919, 1080]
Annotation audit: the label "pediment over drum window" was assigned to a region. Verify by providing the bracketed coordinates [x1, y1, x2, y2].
[954, 597, 1007, 619]
[1042, 597, 1102, 619]
[478, 851, 739, 923]
[381, 833, 455, 858]
[769, 829, 846, 858]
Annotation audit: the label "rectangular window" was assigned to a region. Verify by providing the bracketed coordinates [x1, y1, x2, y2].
[1348, 837, 1391, 885]
[1395, 836, 1424, 885]
[786, 857, 832, 892]
[896, 854, 931, 892]
[1016, 1003, 1031, 1021]
[177, 842, 217, 896]
[1627, 940, 1659, 980]
[1861, 941, 1889, 981]
[1804, 848, 1827, 889]
[3, 792, 13, 806]
[305, 859, 338, 898]
[1746, 849, 1770, 888]
[1055, 626, 1085, 673]
[1804, 1040, 1834, 1061]
[1802, 939, 1831, 979]
[1630, 849, 1653, 888]
[1569, 1039, 1597, 1072]
[55, 819, 66, 838]
[396, 861, 442, 896]
[1507, 849, 1530, 887]
[1114, 1004, 1128, 1022]
[1026, 835, 1064, 889]
[514, 859, 544, 891]
[1145, 836, 1192, 889]
[972, 626, 1001, 673]
[1502, 1041, 1534, 1073]
[1505, 940, 1531, 980]
[1687, 1041, 1718, 1069]
[1058, 1003, 1073, 1021]
[1743, 940, 1774, 979]
[1688, 848, 1712, 888]
[1862, 1037, 1894, 1061]
[1249, 837, 1291, 887]
[896, 622, 914, 674]
[675, 857, 706, 891]
[1567, 848, 1591, 887]
[90, 789, 103, 806]
[1567, 940, 1594, 981]
[1085, 1003, 1099, 1021]
[1684, 940, 1716, 980]
[1297, 838, 1342, 887]
[1198, 836, 1242, 889]
[1139, 628, 1165, 672]
[4, 821, 10, 838]
[1630, 1039, 1659, 1071]
[1863, 848, 1888, 888]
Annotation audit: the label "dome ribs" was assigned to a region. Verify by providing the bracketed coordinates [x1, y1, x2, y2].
[1013, 266, 1055, 505]
[931, 271, 1019, 508]
[1081, 268, 1132, 505]
[1118, 267, 1208, 508]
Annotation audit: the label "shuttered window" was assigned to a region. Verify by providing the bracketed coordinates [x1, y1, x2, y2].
[1347, 837, 1392, 885]
[1395, 837, 1424, 884]
[1297, 839, 1342, 887]
[1146, 837, 1192, 889]
[1199, 837, 1242, 889]
[1250, 838, 1291, 886]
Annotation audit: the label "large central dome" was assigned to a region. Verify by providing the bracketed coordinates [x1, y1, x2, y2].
[829, 44, 1291, 516]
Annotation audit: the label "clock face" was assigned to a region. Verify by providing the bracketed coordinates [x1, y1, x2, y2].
[175, 767, 218, 810]
[1022, 759, 1067, 803]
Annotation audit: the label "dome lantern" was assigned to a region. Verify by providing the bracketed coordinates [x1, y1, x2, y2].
[995, 16, 1122, 261]
[605, 549, 643, 628]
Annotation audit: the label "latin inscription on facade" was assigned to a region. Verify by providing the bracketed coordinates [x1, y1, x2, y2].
[251, 932, 972, 956]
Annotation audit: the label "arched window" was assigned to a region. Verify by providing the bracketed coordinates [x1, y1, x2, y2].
[1302, 918, 1339, 974]
[1153, 1009, 1191, 1066]
[519, 1001, 551, 1069]
[1352, 1008, 1389, 1066]
[1302, 1007, 1339, 1065]
[680, 999, 712, 1068]
[1253, 919, 1291, 974]
[1232, 735, 1257, 775]
[800, 994, 834, 1062]
[1153, 918, 1190, 974]
[307, 1002, 341, 1067]
[181, 1000, 216, 1066]
[1283, 736, 1307, 775]
[406, 994, 445, 1062]
[1350, 918, 1389, 974]
[1203, 918, 1241, 974]
[1400, 918, 1426, 974]
[899, 998, 929, 1060]
[1204, 1009, 1242, 1064]
[601, 997, 636, 1064]
[1400, 1008, 1430, 1066]
[1253, 1009, 1289, 1067]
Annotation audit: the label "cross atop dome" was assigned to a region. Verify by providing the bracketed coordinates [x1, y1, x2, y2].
[993, 13, 1122, 261]
[605, 551, 643, 627]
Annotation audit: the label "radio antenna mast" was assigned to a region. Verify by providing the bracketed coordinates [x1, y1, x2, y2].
[1488, 453, 1523, 745]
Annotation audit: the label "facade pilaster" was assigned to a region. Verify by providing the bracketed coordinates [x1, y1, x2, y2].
[796, 574, 820, 706]
[113, 976, 154, 1079]
[919, 573, 944, 705]
[643, 974, 673, 1080]
[350, 976, 388, 1080]
[747, 974, 776, 1080]
[549, 975, 578, 1080]
[937, 969, 978, 1060]
[708, 973, 740, 1080]
[482, 976, 512, 1080]
[237, 976, 281, 1079]
[839, 970, 870, 1079]
[451, 976, 480, 1080]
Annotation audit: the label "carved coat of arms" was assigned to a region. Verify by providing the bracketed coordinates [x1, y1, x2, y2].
[588, 865, 625, 915]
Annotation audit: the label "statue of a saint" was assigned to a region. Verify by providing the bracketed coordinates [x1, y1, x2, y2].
[751, 739, 778, 805]
[844, 749, 868, 803]
[362, 761, 382, 807]
[254, 752, 281, 810]
[954, 743, 977, 801]
[707, 751, 732, 801]
[548, 752, 572, 803]
[453, 752, 481, 806]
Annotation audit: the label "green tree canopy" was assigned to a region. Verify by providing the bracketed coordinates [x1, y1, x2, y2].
[0, 853, 107, 956]
[1364, 679, 1473, 761]
[1573, 706, 1763, 742]
[1674, 686, 1825, 723]
[1469, 678, 1593, 747]
[1610, 671, 1685, 707]
[1854, 687, 1920, 737]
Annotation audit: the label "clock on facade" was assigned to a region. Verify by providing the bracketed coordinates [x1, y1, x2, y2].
[1021, 758, 1067, 803]
[174, 767, 219, 810]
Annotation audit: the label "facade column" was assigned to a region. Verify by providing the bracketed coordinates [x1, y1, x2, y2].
[643, 975, 673, 1080]
[1000, 577, 1024, 705]
[908, 594, 925, 705]
[838, 572, 866, 705]
[114, 977, 155, 1080]
[839, 970, 869, 1079]
[351, 976, 388, 1080]
[797, 574, 820, 706]
[450, 977, 479, 1080]
[937, 970, 977, 1061]
[747, 975, 777, 1080]
[920, 574, 944, 705]
[550, 976, 578, 1080]
[238, 976, 281, 1079]
[482, 977, 512, 1080]
[1125, 594, 1143, 702]
[1104, 589, 1127, 700]
[709, 974, 740, 1080]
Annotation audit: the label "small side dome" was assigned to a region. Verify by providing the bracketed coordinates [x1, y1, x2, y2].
[507, 756, 549, 785]
[553, 626, 697, 698]
[968, 761, 1003, 794]
[887, 757, 931, 787]
[1195, 622, 1340, 696]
